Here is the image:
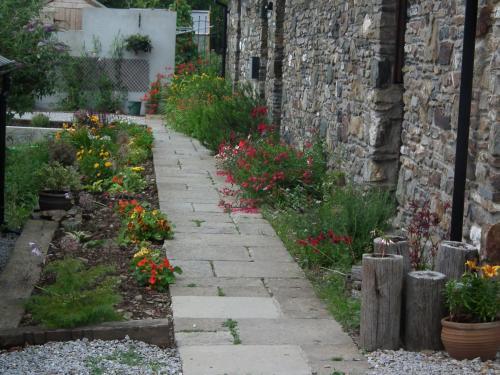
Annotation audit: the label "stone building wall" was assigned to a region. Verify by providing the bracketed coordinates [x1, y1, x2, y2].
[397, 0, 499, 244]
[225, 0, 500, 245]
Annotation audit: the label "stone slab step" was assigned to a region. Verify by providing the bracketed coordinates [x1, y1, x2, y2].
[172, 296, 282, 319]
[179, 345, 311, 375]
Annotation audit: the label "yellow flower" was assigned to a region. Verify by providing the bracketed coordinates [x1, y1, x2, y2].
[465, 260, 477, 270]
[97, 172, 101, 177]
[55, 131, 61, 140]
[133, 247, 151, 258]
[481, 265, 500, 278]
[104, 161, 113, 168]
[90, 115, 99, 123]
[94, 163, 100, 169]
[131, 166, 144, 172]
[152, 210, 158, 216]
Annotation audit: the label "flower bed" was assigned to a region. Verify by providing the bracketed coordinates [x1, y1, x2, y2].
[20, 114, 180, 329]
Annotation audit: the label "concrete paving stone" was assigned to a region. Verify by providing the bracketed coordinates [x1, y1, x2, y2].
[264, 278, 317, 299]
[174, 225, 239, 235]
[192, 203, 225, 213]
[236, 223, 277, 236]
[174, 233, 284, 247]
[159, 202, 194, 213]
[213, 261, 304, 278]
[300, 344, 365, 364]
[173, 277, 266, 288]
[176, 331, 233, 346]
[248, 245, 294, 262]
[230, 211, 264, 220]
[237, 318, 351, 346]
[274, 296, 331, 319]
[172, 296, 282, 319]
[174, 318, 228, 333]
[167, 212, 233, 222]
[170, 286, 219, 297]
[179, 345, 312, 375]
[314, 360, 370, 375]
[171, 260, 214, 278]
[167, 245, 250, 261]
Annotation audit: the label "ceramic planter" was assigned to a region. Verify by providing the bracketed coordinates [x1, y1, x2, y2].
[441, 318, 500, 360]
[39, 190, 72, 211]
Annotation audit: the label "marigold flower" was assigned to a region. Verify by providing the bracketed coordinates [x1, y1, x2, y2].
[104, 161, 113, 168]
[131, 166, 145, 172]
[94, 162, 100, 169]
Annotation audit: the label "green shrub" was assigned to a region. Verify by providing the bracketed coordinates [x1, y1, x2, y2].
[37, 161, 82, 191]
[31, 114, 51, 128]
[26, 258, 122, 328]
[48, 138, 77, 166]
[4, 142, 49, 229]
[318, 185, 395, 260]
[124, 34, 152, 54]
[163, 73, 262, 151]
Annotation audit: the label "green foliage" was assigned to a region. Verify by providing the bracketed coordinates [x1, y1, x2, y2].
[444, 268, 500, 323]
[48, 139, 77, 166]
[0, 0, 68, 114]
[130, 246, 181, 291]
[4, 142, 49, 229]
[26, 258, 122, 328]
[163, 73, 262, 151]
[37, 162, 82, 191]
[170, 0, 198, 64]
[58, 58, 89, 111]
[222, 319, 241, 344]
[318, 185, 395, 260]
[125, 34, 152, 54]
[31, 114, 51, 128]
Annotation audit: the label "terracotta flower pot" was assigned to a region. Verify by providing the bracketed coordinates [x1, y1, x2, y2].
[38, 190, 73, 211]
[441, 318, 500, 360]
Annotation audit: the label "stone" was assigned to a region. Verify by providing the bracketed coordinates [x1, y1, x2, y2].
[371, 58, 391, 88]
[482, 223, 500, 264]
[172, 296, 282, 319]
[179, 345, 312, 375]
[213, 261, 303, 278]
[433, 107, 451, 130]
[438, 42, 453, 65]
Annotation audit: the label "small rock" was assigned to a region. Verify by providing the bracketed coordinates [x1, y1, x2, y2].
[134, 294, 143, 301]
[123, 312, 133, 320]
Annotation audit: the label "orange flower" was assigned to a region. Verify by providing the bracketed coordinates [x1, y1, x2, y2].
[465, 260, 477, 270]
[137, 258, 148, 267]
[112, 176, 124, 185]
[481, 264, 500, 278]
[133, 205, 144, 214]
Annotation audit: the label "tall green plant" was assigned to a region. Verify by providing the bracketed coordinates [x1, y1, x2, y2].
[170, 0, 198, 64]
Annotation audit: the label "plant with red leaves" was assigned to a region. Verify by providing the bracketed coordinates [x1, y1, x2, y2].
[142, 73, 166, 115]
[407, 199, 450, 270]
[296, 229, 353, 267]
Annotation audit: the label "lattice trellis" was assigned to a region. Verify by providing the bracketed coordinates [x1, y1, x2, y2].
[71, 57, 150, 92]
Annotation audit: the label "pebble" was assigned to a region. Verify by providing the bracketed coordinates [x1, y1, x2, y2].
[367, 349, 500, 375]
[0, 338, 182, 374]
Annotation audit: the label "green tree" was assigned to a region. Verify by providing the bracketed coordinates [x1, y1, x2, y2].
[170, 0, 198, 64]
[0, 0, 68, 114]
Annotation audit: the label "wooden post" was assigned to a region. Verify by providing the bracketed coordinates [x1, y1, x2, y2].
[373, 236, 411, 276]
[404, 271, 446, 350]
[360, 253, 404, 351]
[435, 241, 478, 280]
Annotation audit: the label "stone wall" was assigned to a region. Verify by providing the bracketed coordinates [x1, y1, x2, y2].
[225, 0, 500, 246]
[396, 0, 499, 245]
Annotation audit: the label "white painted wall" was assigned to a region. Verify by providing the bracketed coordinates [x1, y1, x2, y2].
[37, 8, 176, 114]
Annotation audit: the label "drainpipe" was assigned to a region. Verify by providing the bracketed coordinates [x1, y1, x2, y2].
[214, 0, 228, 78]
[0, 73, 10, 226]
[450, 0, 479, 241]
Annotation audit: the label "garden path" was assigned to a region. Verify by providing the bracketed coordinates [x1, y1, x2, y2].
[149, 117, 368, 375]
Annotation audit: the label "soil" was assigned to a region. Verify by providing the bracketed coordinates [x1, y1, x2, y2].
[20, 159, 174, 326]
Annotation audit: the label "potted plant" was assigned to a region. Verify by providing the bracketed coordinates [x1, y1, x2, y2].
[442, 260, 500, 360]
[124, 34, 153, 54]
[37, 162, 82, 211]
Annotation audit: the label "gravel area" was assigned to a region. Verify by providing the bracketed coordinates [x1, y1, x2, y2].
[0, 338, 182, 374]
[367, 349, 500, 375]
[0, 233, 18, 273]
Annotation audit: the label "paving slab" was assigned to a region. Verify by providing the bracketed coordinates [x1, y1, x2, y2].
[172, 296, 282, 319]
[167, 246, 250, 261]
[213, 260, 304, 278]
[179, 345, 312, 375]
[149, 120, 365, 374]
